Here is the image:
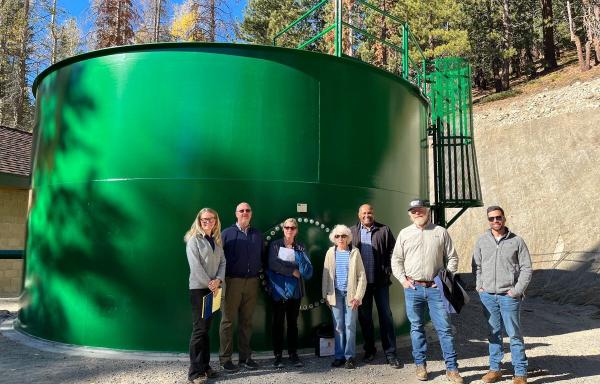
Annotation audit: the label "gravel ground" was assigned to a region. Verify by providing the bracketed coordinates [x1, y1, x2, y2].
[2, 292, 600, 384]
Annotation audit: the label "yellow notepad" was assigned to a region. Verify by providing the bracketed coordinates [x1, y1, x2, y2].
[201, 287, 222, 319]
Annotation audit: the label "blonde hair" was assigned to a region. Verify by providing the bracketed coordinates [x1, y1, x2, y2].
[184, 208, 222, 246]
[328, 224, 352, 244]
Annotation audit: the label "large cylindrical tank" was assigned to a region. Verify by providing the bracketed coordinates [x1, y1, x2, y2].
[19, 43, 429, 352]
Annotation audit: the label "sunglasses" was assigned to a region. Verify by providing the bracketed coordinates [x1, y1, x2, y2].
[237, 209, 251, 213]
[487, 215, 504, 222]
[334, 234, 348, 239]
[200, 217, 216, 224]
[283, 226, 297, 230]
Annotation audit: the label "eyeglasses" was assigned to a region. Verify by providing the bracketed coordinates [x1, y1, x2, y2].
[237, 209, 251, 213]
[200, 217, 216, 224]
[487, 215, 504, 222]
[283, 226, 297, 230]
[334, 234, 348, 239]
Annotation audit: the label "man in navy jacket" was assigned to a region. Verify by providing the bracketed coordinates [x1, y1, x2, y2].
[219, 202, 264, 372]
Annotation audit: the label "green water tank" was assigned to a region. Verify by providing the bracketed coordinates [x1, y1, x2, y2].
[19, 43, 429, 352]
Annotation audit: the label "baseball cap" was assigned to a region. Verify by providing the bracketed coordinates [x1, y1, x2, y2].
[407, 198, 430, 211]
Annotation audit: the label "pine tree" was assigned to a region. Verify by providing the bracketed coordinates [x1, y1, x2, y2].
[137, 0, 171, 43]
[238, 0, 309, 46]
[171, 0, 236, 42]
[91, 0, 138, 49]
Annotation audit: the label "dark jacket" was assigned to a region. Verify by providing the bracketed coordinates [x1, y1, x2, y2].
[222, 224, 264, 278]
[267, 239, 313, 300]
[350, 221, 396, 287]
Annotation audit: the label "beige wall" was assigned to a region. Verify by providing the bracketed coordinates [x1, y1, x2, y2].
[0, 187, 28, 296]
[448, 107, 600, 275]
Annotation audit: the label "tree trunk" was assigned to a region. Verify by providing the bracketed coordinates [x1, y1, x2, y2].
[567, 0, 589, 71]
[16, 0, 30, 128]
[541, 0, 558, 69]
[575, 35, 587, 71]
[591, 4, 600, 63]
[209, 0, 216, 42]
[493, 60, 503, 92]
[512, 55, 521, 78]
[153, 0, 162, 42]
[50, 0, 58, 64]
[500, 0, 511, 90]
[584, 40, 592, 69]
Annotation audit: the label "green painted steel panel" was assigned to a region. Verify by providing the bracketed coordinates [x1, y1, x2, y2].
[19, 43, 428, 352]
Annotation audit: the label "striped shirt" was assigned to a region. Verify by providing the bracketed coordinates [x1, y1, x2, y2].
[335, 249, 350, 292]
[359, 225, 375, 283]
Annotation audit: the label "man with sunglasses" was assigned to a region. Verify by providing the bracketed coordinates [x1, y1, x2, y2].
[350, 204, 401, 368]
[219, 202, 264, 372]
[391, 199, 463, 383]
[472, 206, 532, 384]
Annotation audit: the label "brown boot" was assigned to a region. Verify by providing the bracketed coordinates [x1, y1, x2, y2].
[482, 370, 503, 383]
[513, 376, 527, 384]
[415, 364, 428, 381]
[446, 370, 464, 383]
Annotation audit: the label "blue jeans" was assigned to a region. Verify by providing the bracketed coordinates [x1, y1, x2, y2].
[331, 289, 358, 360]
[479, 291, 528, 376]
[358, 283, 397, 358]
[404, 286, 458, 370]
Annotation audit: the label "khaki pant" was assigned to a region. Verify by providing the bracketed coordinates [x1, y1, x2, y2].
[219, 277, 258, 363]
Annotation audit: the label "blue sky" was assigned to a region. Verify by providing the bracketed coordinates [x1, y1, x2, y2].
[59, 0, 248, 34]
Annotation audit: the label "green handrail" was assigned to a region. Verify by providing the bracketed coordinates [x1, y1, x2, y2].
[272, 0, 329, 46]
[298, 24, 336, 50]
[273, 0, 428, 94]
[340, 21, 403, 53]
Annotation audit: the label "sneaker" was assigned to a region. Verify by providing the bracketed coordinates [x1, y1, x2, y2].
[513, 376, 527, 384]
[289, 353, 304, 367]
[362, 350, 376, 362]
[482, 370, 503, 383]
[344, 358, 356, 369]
[446, 370, 464, 384]
[331, 358, 346, 367]
[220, 360, 239, 372]
[273, 355, 285, 368]
[241, 358, 259, 370]
[204, 367, 219, 378]
[415, 364, 428, 381]
[387, 357, 403, 369]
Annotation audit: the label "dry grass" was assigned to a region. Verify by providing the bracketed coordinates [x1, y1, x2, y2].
[473, 50, 600, 111]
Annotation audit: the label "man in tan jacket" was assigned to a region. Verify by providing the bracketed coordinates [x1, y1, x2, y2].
[391, 199, 463, 383]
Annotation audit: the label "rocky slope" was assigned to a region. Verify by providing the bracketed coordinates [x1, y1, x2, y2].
[449, 75, 600, 307]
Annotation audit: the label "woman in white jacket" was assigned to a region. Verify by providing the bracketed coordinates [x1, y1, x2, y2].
[184, 208, 226, 384]
[322, 224, 367, 370]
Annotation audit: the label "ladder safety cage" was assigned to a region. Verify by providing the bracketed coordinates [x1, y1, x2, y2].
[428, 58, 483, 227]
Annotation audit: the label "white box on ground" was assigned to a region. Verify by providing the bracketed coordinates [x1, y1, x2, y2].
[318, 337, 334, 356]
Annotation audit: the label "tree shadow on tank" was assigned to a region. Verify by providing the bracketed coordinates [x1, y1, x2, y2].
[20, 64, 169, 350]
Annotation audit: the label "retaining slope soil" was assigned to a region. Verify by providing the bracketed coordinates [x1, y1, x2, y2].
[449, 77, 600, 308]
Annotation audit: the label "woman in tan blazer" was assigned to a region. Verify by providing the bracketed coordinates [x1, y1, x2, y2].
[322, 224, 367, 369]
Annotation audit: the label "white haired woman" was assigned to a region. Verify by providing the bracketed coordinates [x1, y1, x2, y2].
[322, 224, 367, 369]
[184, 208, 226, 384]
